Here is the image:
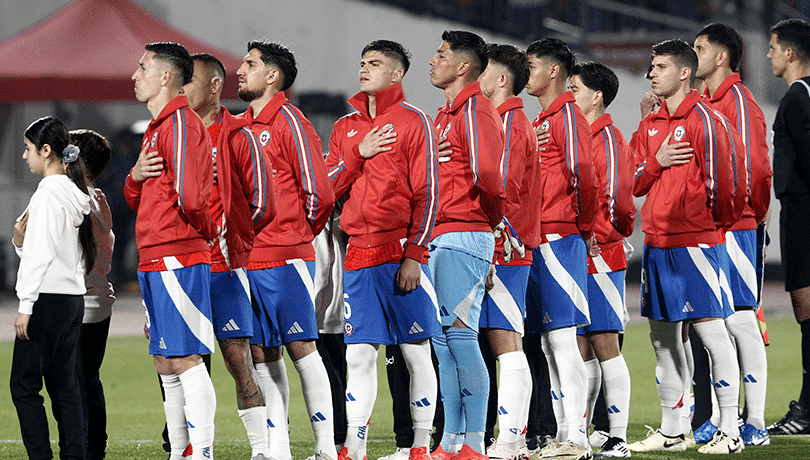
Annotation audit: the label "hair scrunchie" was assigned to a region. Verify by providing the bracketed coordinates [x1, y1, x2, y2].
[62, 144, 80, 164]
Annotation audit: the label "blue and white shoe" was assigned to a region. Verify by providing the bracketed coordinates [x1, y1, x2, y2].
[693, 419, 718, 444]
[740, 423, 770, 446]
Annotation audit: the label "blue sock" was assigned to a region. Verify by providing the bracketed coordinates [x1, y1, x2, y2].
[446, 327, 489, 453]
[433, 334, 464, 452]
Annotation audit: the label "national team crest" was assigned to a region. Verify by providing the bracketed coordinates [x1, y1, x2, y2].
[541, 120, 550, 131]
[259, 129, 271, 146]
[150, 132, 158, 148]
[441, 122, 452, 138]
[344, 321, 354, 336]
[673, 125, 685, 141]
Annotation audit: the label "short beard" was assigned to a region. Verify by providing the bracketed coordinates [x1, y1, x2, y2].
[238, 87, 264, 102]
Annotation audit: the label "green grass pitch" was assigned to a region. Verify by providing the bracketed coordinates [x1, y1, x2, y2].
[1, 317, 810, 459]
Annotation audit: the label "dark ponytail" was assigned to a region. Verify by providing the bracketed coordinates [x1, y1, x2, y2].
[24, 117, 97, 273]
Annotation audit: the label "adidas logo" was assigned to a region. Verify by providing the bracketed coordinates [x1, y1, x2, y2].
[267, 418, 275, 428]
[551, 391, 559, 401]
[287, 322, 304, 334]
[346, 393, 356, 402]
[543, 312, 552, 324]
[187, 421, 195, 429]
[714, 379, 731, 388]
[682, 301, 694, 313]
[159, 337, 167, 349]
[461, 388, 473, 397]
[743, 374, 758, 383]
[408, 322, 424, 335]
[498, 406, 508, 415]
[439, 306, 450, 317]
[347, 129, 358, 138]
[648, 128, 659, 136]
[411, 397, 431, 407]
[608, 405, 621, 414]
[222, 319, 240, 332]
[311, 412, 327, 422]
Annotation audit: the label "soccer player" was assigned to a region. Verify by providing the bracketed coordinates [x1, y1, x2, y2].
[475, 43, 540, 460]
[326, 39, 440, 460]
[766, 18, 810, 436]
[568, 61, 636, 458]
[628, 39, 744, 454]
[236, 41, 336, 460]
[524, 38, 599, 460]
[692, 23, 772, 446]
[184, 53, 276, 459]
[126, 42, 219, 460]
[428, 30, 506, 460]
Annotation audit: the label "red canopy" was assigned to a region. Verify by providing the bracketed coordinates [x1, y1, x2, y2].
[0, 0, 244, 101]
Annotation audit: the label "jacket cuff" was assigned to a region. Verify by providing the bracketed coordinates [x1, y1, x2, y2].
[345, 145, 366, 172]
[125, 173, 144, 193]
[404, 243, 429, 264]
[18, 300, 34, 315]
[646, 156, 664, 176]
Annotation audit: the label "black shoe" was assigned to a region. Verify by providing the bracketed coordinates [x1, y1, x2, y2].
[536, 435, 555, 451]
[767, 400, 810, 435]
[526, 436, 539, 453]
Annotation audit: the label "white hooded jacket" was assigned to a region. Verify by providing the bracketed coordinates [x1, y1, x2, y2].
[15, 174, 91, 315]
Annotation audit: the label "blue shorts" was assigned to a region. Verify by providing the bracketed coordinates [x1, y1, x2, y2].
[248, 260, 319, 347]
[211, 268, 254, 339]
[526, 234, 589, 333]
[480, 264, 529, 334]
[343, 263, 441, 345]
[139, 264, 215, 357]
[578, 270, 625, 335]
[724, 229, 759, 309]
[640, 244, 731, 322]
[428, 232, 494, 333]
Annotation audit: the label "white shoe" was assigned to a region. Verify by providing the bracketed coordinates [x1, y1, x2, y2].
[589, 430, 609, 448]
[696, 431, 743, 454]
[530, 439, 560, 459]
[486, 439, 526, 460]
[627, 427, 686, 452]
[375, 448, 409, 460]
[595, 437, 630, 458]
[538, 440, 592, 459]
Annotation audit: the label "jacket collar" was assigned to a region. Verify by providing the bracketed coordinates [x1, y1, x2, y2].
[704, 72, 742, 103]
[150, 95, 189, 127]
[438, 81, 483, 115]
[653, 89, 702, 120]
[497, 96, 524, 116]
[246, 91, 289, 125]
[538, 91, 576, 119]
[591, 113, 614, 134]
[348, 82, 405, 119]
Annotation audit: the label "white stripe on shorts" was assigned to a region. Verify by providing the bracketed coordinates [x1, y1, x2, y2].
[488, 271, 525, 335]
[235, 267, 251, 301]
[419, 270, 442, 323]
[289, 259, 315, 303]
[454, 278, 485, 326]
[592, 272, 625, 325]
[159, 270, 216, 352]
[539, 236, 590, 322]
[725, 232, 758, 301]
[686, 246, 724, 307]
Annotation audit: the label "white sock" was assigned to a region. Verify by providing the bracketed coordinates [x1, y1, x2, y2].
[295, 351, 338, 458]
[541, 333, 565, 442]
[494, 351, 532, 444]
[345, 343, 379, 460]
[400, 340, 438, 448]
[255, 360, 291, 460]
[726, 310, 768, 430]
[649, 320, 686, 437]
[238, 406, 269, 457]
[179, 363, 216, 460]
[682, 336, 695, 434]
[544, 327, 588, 447]
[160, 373, 189, 458]
[584, 358, 601, 431]
[600, 355, 631, 441]
[693, 319, 741, 438]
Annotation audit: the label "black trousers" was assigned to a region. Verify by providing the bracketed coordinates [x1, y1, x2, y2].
[10, 293, 85, 460]
[317, 333, 348, 445]
[77, 317, 111, 459]
[524, 332, 556, 439]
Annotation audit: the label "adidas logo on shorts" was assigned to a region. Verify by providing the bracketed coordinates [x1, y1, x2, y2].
[222, 319, 240, 332]
[682, 301, 694, 313]
[287, 322, 304, 335]
[408, 322, 424, 335]
[159, 337, 167, 349]
[543, 312, 553, 324]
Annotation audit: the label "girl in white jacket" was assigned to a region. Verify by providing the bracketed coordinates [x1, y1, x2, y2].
[10, 116, 96, 460]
